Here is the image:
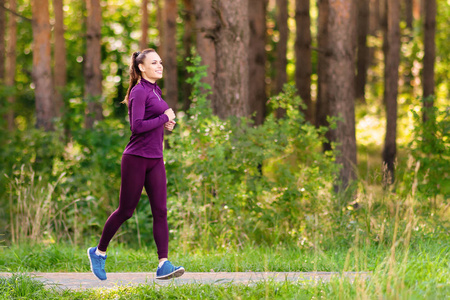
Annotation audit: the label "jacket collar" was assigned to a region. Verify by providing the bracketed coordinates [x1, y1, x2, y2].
[140, 77, 157, 88]
[140, 77, 162, 96]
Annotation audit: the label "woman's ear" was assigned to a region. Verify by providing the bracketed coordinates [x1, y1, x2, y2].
[138, 63, 145, 73]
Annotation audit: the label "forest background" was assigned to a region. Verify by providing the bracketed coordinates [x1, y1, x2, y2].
[0, 0, 449, 298]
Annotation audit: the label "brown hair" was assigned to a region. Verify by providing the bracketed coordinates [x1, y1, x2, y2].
[122, 48, 157, 106]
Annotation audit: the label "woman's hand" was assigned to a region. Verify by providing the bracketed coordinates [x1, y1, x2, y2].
[164, 120, 176, 131]
[164, 108, 176, 121]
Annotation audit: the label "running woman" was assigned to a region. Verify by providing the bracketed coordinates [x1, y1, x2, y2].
[87, 48, 184, 281]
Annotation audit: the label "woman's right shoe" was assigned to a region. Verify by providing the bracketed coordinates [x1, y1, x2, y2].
[87, 247, 107, 280]
[156, 260, 185, 280]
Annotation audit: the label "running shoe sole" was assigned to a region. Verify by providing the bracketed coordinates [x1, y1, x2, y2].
[87, 247, 95, 274]
[156, 267, 185, 280]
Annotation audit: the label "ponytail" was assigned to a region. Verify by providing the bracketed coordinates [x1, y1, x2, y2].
[122, 48, 157, 106]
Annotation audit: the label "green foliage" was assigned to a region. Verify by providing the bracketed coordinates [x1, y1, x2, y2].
[399, 100, 450, 201]
[0, 118, 126, 245]
[165, 57, 337, 249]
[436, 0, 450, 97]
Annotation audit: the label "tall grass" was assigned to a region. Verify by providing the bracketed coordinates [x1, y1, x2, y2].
[6, 165, 68, 244]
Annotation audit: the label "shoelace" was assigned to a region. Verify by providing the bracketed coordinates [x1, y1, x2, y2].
[99, 256, 106, 269]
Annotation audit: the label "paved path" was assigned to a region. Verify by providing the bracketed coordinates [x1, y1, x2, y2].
[0, 272, 369, 290]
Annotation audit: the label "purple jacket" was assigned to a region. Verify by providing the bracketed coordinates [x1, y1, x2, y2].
[123, 78, 169, 158]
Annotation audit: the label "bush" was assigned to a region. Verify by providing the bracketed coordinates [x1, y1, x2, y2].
[164, 56, 338, 249]
[399, 100, 450, 203]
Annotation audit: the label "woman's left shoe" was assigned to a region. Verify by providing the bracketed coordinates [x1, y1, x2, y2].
[87, 247, 107, 281]
[156, 260, 185, 280]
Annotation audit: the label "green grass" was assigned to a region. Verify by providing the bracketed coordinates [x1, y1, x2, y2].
[1, 272, 449, 299]
[1, 237, 448, 273]
[1, 238, 449, 299]
[0, 242, 416, 273]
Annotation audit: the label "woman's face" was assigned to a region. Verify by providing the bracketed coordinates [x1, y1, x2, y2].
[139, 52, 163, 83]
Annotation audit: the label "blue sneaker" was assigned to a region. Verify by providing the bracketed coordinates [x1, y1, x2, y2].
[156, 260, 185, 280]
[87, 247, 107, 280]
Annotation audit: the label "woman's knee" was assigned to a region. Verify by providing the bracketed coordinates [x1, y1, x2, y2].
[153, 207, 167, 220]
[115, 208, 134, 221]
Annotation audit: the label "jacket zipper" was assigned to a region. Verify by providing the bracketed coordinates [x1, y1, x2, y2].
[153, 89, 162, 101]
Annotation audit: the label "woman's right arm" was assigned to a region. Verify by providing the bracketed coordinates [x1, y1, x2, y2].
[130, 92, 170, 135]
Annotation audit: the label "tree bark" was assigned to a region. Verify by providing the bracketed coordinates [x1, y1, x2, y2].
[156, 0, 163, 48]
[420, 0, 425, 20]
[275, 0, 288, 94]
[53, 0, 66, 118]
[355, 0, 370, 102]
[422, 0, 436, 122]
[295, 0, 312, 123]
[0, 0, 6, 82]
[248, 0, 267, 125]
[382, 0, 400, 185]
[140, 0, 149, 50]
[369, 0, 380, 35]
[84, 0, 103, 129]
[327, 0, 357, 191]
[379, 0, 386, 30]
[5, 0, 17, 130]
[212, 0, 249, 119]
[181, 0, 194, 111]
[412, 0, 420, 20]
[405, 0, 413, 29]
[316, 0, 331, 151]
[32, 0, 54, 131]
[193, 0, 216, 106]
[162, 0, 178, 112]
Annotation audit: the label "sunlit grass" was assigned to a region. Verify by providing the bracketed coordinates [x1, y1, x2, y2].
[2, 254, 449, 300]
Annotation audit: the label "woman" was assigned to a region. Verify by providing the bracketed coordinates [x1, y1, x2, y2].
[87, 48, 184, 281]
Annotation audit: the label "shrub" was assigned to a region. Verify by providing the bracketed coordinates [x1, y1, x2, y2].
[399, 100, 450, 204]
[164, 56, 338, 249]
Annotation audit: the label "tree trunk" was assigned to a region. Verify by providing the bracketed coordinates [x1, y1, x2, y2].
[248, 0, 267, 125]
[369, 0, 380, 35]
[382, 0, 400, 185]
[422, 0, 436, 122]
[412, 0, 420, 20]
[212, 0, 249, 119]
[53, 0, 66, 118]
[193, 0, 216, 105]
[379, 0, 387, 29]
[5, 0, 17, 130]
[140, 0, 149, 50]
[405, 0, 413, 29]
[316, 0, 331, 151]
[420, 0, 425, 20]
[84, 0, 103, 129]
[355, 0, 370, 102]
[162, 0, 178, 112]
[32, 0, 54, 131]
[181, 0, 194, 111]
[0, 0, 5, 82]
[156, 0, 163, 48]
[295, 0, 312, 123]
[275, 0, 288, 94]
[327, 0, 357, 191]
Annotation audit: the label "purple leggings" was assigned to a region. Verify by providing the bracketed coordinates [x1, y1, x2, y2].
[98, 154, 168, 259]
